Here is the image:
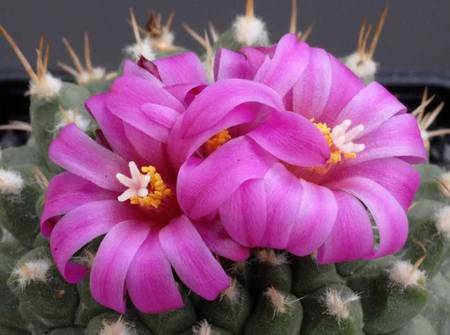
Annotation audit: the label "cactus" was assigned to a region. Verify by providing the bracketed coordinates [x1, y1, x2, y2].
[1, 0, 450, 334]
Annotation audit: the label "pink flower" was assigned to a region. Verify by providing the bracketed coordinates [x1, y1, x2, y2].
[171, 34, 427, 263]
[40, 52, 249, 314]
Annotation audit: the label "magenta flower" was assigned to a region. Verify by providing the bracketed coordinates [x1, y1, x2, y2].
[40, 52, 249, 313]
[170, 34, 427, 263]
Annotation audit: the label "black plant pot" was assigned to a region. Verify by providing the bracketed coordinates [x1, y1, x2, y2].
[1, 71, 450, 166]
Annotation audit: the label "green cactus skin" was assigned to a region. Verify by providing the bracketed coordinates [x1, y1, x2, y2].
[199, 280, 253, 334]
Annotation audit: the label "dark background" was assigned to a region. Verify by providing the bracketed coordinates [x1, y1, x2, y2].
[1, 0, 450, 78]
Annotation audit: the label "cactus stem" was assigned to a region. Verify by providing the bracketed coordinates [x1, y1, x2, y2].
[0, 169, 24, 195]
[389, 260, 426, 289]
[435, 206, 450, 239]
[57, 106, 90, 131]
[12, 259, 51, 289]
[324, 288, 359, 322]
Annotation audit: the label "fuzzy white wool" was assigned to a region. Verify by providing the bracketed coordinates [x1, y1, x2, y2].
[232, 15, 269, 46]
[345, 52, 378, 81]
[124, 38, 155, 61]
[0, 169, 24, 195]
[100, 318, 136, 335]
[28, 73, 62, 99]
[324, 288, 359, 321]
[436, 206, 450, 239]
[193, 320, 213, 335]
[78, 67, 106, 84]
[151, 31, 175, 49]
[12, 259, 51, 289]
[389, 260, 426, 288]
[56, 109, 90, 132]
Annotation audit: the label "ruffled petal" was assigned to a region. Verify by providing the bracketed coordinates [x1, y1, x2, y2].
[165, 83, 206, 105]
[126, 232, 183, 313]
[177, 136, 276, 219]
[333, 82, 406, 136]
[159, 216, 230, 300]
[219, 179, 267, 247]
[326, 158, 420, 210]
[86, 93, 139, 162]
[254, 34, 310, 96]
[153, 52, 208, 85]
[327, 177, 409, 258]
[286, 179, 337, 255]
[90, 220, 150, 313]
[122, 124, 171, 175]
[317, 54, 365, 124]
[292, 48, 332, 120]
[247, 110, 330, 167]
[194, 219, 250, 261]
[260, 163, 303, 249]
[50, 200, 140, 283]
[180, 78, 284, 136]
[49, 124, 128, 191]
[355, 114, 427, 164]
[214, 48, 251, 81]
[317, 190, 374, 263]
[41, 172, 113, 237]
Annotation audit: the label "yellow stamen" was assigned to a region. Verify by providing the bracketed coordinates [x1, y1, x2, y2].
[313, 121, 358, 165]
[205, 130, 232, 154]
[130, 165, 172, 209]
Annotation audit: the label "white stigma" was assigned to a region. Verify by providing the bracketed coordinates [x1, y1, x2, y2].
[116, 161, 151, 202]
[436, 206, 450, 239]
[331, 120, 366, 154]
[232, 15, 269, 46]
[124, 37, 156, 61]
[0, 169, 24, 195]
[389, 260, 426, 288]
[28, 72, 62, 99]
[345, 52, 378, 82]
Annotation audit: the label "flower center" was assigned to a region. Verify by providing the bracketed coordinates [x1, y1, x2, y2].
[204, 129, 232, 155]
[314, 119, 365, 164]
[116, 161, 172, 209]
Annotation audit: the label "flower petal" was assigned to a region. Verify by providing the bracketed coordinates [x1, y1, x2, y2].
[122, 59, 163, 84]
[219, 179, 267, 247]
[193, 219, 250, 261]
[126, 232, 183, 313]
[177, 136, 276, 219]
[41, 172, 113, 237]
[180, 78, 284, 136]
[287, 179, 337, 256]
[260, 163, 303, 249]
[292, 48, 332, 120]
[50, 200, 140, 283]
[317, 190, 374, 263]
[254, 34, 310, 96]
[49, 124, 128, 191]
[86, 93, 139, 162]
[214, 48, 251, 81]
[334, 82, 406, 136]
[247, 110, 330, 167]
[153, 52, 208, 85]
[355, 114, 427, 164]
[327, 177, 409, 258]
[159, 216, 230, 300]
[90, 220, 150, 313]
[326, 158, 420, 210]
[165, 83, 206, 105]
